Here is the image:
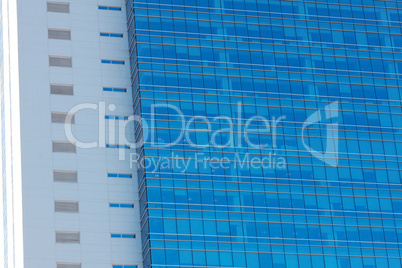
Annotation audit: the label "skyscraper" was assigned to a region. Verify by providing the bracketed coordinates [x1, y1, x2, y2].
[1, 0, 402, 268]
[126, 0, 402, 267]
[1, 0, 142, 267]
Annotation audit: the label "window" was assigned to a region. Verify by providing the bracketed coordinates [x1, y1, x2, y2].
[109, 203, 134, 208]
[101, 59, 125, 65]
[50, 84, 73, 95]
[52, 141, 76, 153]
[49, 56, 72, 67]
[108, 173, 132, 178]
[51, 112, 74, 124]
[111, 234, 135, 238]
[54, 170, 77, 183]
[55, 201, 79, 213]
[103, 87, 126, 92]
[47, 2, 69, 13]
[105, 115, 128, 120]
[100, 32, 123, 38]
[48, 29, 71, 40]
[56, 231, 80, 244]
[98, 6, 121, 11]
[106, 144, 130, 149]
[57, 263, 81, 268]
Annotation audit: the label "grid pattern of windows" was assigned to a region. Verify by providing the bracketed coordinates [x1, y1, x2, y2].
[126, 0, 402, 267]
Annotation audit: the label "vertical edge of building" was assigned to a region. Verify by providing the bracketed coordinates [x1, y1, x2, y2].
[0, 0, 24, 267]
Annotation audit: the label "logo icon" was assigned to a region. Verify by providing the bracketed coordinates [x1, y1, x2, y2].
[302, 102, 339, 167]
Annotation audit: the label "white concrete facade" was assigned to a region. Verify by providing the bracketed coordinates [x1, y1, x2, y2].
[0, 0, 142, 267]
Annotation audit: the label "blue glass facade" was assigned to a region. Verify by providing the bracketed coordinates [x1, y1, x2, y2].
[126, 1, 402, 267]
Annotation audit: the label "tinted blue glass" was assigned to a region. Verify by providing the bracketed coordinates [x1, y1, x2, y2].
[110, 33, 124, 38]
[125, 0, 402, 267]
[98, 6, 121, 11]
[106, 144, 129, 149]
[102, 60, 125, 65]
[108, 173, 133, 178]
[103, 87, 127, 92]
[109, 7, 121, 11]
[105, 116, 128, 120]
[100, 33, 123, 38]
[121, 234, 135, 238]
[111, 234, 121, 238]
[109, 203, 134, 208]
[120, 204, 134, 208]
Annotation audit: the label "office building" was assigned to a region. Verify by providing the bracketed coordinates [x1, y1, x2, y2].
[1, 0, 402, 268]
[1, 0, 141, 267]
[127, 1, 402, 267]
